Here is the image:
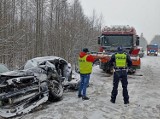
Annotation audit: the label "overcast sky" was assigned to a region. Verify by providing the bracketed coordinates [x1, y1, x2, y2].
[77, 0, 160, 43]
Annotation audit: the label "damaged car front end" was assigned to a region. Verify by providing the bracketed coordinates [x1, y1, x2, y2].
[0, 61, 63, 118]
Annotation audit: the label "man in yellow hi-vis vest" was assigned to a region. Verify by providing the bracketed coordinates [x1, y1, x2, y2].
[78, 48, 95, 100]
[109, 46, 132, 104]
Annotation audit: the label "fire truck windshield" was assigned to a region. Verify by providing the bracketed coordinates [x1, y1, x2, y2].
[147, 45, 158, 49]
[101, 35, 133, 47]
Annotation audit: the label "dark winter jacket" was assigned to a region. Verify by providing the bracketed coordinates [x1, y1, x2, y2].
[109, 51, 132, 68]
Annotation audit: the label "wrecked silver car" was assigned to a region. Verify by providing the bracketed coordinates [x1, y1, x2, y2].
[0, 56, 80, 118]
[23, 56, 80, 90]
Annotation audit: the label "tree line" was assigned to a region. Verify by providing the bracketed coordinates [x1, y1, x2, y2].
[0, 0, 103, 69]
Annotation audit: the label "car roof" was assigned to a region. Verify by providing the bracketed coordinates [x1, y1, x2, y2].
[31, 56, 67, 62]
[23, 56, 68, 70]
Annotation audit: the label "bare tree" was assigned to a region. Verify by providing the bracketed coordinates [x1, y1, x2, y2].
[0, 0, 102, 69]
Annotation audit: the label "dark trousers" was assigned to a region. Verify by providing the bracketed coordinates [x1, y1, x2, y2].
[111, 70, 129, 102]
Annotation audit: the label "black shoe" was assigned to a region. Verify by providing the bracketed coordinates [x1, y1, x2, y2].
[124, 101, 129, 104]
[82, 96, 90, 100]
[110, 99, 115, 103]
[78, 94, 82, 98]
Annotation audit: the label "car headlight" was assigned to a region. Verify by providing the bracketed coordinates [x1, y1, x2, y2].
[155, 52, 158, 54]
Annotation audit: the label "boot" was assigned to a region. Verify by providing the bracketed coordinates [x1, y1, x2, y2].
[82, 96, 90, 100]
[124, 100, 129, 104]
[110, 99, 115, 103]
[124, 97, 129, 104]
[78, 94, 82, 98]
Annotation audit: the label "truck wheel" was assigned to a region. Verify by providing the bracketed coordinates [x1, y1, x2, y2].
[105, 69, 113, 74]
[49, 80, 63, 101]
[128, 68, 136, 74]
[105, 66, 113, 74]
[139, 54, 142, 58]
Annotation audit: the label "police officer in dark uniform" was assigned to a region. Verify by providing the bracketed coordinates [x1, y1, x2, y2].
[109, 46, 132, 104]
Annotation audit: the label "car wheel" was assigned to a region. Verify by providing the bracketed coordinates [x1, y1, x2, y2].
[49, 80, 63, 101]
[73, 80, 80, 90]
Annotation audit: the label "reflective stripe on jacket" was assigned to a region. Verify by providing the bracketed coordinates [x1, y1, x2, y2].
[115, 53, 127, 68]
[78, 55, 92, 74]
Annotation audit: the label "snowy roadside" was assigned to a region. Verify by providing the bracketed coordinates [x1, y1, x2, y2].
[4, 54, 160, 119]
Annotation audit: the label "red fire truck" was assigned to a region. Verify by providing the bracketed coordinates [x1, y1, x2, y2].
[147, 44, 158, 56]
[95, 25, 141, 74]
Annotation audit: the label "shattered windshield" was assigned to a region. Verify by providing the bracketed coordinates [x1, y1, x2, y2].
[101, 35, 133, 47]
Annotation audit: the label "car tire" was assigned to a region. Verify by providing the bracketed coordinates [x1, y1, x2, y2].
[49, 80, 63, 101]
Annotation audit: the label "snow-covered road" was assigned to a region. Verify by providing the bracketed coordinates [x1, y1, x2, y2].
[13, 55, 160, 119]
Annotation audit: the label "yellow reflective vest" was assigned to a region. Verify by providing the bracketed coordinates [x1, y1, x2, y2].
[115, 53, 127, 68]
[78, 55, 92, 74]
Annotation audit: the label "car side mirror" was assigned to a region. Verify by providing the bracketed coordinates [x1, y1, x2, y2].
[136, 39, 139, 46]
[98, 37, 100, 44]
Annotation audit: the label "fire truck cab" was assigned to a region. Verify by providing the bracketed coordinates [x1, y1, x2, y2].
[147, 44, 158, 56]
[97, 25, 140, 73]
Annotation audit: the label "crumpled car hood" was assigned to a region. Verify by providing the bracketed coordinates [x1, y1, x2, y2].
[0, 70, 26, 77]
[0, 68, 48, 118]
